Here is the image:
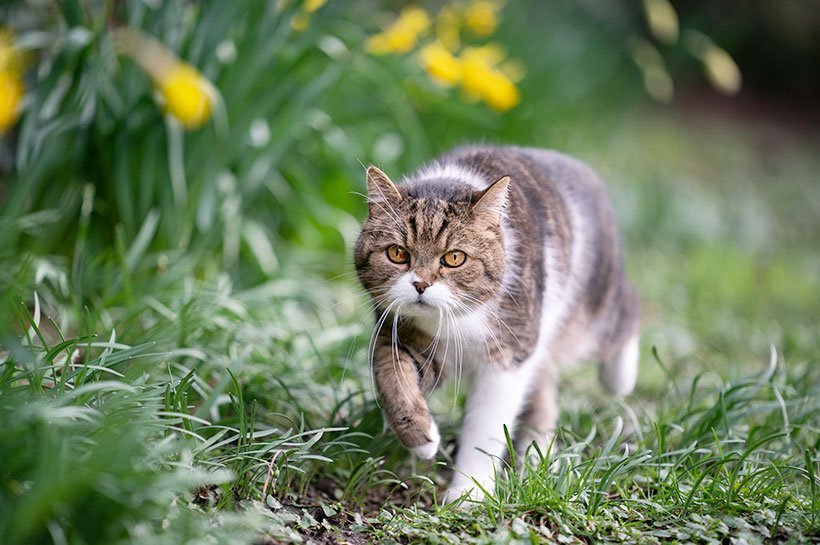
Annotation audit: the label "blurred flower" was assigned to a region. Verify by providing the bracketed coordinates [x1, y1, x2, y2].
[0, 70, 23, 134]
[436, 6, 462, 52]
[420, 41, 462, 86]
[0, 30, 23, 134]
[464, 1, 502, 37]
[366, 2, 521, 112]
[367, 6, 431, 55]
[291, 0, 327, 31]
[686, 30, 741, 95]
[643, 0, 679, 44]
[631, 38, 674, 103]
[291, 12, 311, 31]
[460, 46, 519, 111]
[112, 27, 216, 129]
[304, 0, 326, 12]
[157, 65, 215, 128]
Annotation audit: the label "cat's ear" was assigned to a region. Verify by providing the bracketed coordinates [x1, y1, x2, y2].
[365, 165, 402, 215]
[472, 175, 510, 220]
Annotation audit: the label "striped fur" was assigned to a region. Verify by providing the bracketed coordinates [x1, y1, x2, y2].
[354, 146, 640, 502]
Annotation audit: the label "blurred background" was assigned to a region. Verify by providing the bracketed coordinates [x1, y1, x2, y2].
[1, 1, 818, 543]
[2, 0, 818, 372]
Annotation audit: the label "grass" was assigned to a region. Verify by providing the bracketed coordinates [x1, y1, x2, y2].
[1, 2, 819, 544]
[2, 111, 817, 544]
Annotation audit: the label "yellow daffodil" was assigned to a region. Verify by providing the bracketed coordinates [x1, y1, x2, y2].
[464, 1, 501, 37]
[0, 30, 23, 134]
[112, 27, 216, 129]
[460, 46, 520, 111]
[420, 41, 462, 86]
[157, 65, 214, 128]
[291, 0, 327, 31]
[0, 70, 23, 133]
[304, 0, 326, 12]
[367, 6, 431, 55]
[291, 11, 311, 31]
[435, 6, 462, 52]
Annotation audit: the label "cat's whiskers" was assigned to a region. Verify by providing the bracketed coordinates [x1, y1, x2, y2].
[352, 189, 403, 228]
[419, 307, 444, 396]
[338, 289, 393, 387]
[361, 185, 406, 233]
[499, 283, 522, 310]
[445, 306, 467, 418]
[368, 299, 399, 408]
[424, 307, 448, 397]
[390, 304, 418, 405]
[458, 293, 522, 348]
[453, 299, 497, 363]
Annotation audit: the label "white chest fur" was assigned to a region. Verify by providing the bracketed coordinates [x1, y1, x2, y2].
[409, 305, 498, 371]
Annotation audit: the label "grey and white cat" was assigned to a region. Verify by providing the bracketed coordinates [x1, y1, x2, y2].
[354, 145, 639, 502]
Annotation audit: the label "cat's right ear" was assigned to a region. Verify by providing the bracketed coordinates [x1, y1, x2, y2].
[472, 175, 510, 221]
[365, 165, 402, 215]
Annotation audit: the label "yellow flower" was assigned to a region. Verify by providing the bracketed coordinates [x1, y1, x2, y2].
[291, 11, 311, 31]
[0, 31, 23, 133]
[367, 6, 431, 55]
[420, 41, 461, 86]
[304, 0, 326, 13]
[291, 0, 326, 31]
[112, 27, 216, 129]
[464, 1, 501, 37]
[157, 64, 214, 129]
[460, 46, 520, 111]
[435, 6, 462, 52]
[0, 69, 23, 133]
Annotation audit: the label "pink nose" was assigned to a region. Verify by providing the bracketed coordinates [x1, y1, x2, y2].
[412, 281, 430, 294]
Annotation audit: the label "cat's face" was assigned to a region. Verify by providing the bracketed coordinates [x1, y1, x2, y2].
[354, 166, 509, 318]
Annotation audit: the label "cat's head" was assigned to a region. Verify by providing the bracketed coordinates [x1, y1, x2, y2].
[354, 165, 509, 317]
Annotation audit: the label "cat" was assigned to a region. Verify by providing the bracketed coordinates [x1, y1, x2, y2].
[354, 145, 639, 503]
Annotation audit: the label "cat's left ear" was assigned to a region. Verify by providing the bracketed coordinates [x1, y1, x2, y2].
[472, 175, 510, 220]
[365, 165, 402, 215]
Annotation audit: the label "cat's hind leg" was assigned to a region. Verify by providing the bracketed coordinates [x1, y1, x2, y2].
[596, 281, 640, 397]
[516, 364, 559, 460]
[598, 333, 639, 397]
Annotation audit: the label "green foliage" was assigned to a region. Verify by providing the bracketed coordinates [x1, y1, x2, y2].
[1, 1, 819, 544]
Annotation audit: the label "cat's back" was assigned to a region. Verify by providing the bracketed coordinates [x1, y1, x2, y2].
[439, 145, 608, 206]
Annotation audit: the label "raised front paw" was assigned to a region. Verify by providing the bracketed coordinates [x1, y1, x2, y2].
[408, 420, 440, 460]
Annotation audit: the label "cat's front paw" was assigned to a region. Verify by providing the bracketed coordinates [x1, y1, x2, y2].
[409, 420, 440, 460]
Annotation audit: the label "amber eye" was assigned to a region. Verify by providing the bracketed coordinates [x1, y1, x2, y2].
[386, 244, 410, 264]
[441, 250, 467, 268]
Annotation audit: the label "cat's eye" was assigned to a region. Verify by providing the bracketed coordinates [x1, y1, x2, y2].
[441, 250, 467, 268]
[386, 244, 410, 264]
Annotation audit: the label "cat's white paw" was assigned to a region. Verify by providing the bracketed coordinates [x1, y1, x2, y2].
[410, 420, 439, 460]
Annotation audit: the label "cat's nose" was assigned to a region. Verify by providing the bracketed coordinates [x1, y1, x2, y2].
[412, 281, 430, 294]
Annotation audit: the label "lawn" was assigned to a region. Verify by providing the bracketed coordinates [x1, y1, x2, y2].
[1, 2, 818, 544]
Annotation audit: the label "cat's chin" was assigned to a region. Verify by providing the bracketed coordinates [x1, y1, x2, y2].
[399, 300, 441, 318]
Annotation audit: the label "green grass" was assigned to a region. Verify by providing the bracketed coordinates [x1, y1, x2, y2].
[2, 113, 817, 544]
[2, 2, 819, 544]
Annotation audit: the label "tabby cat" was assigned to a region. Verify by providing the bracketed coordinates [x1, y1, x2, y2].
[354, 146, 639, 503]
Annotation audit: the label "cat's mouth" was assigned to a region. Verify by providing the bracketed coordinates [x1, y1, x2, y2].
[399, 296, 438, 316]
